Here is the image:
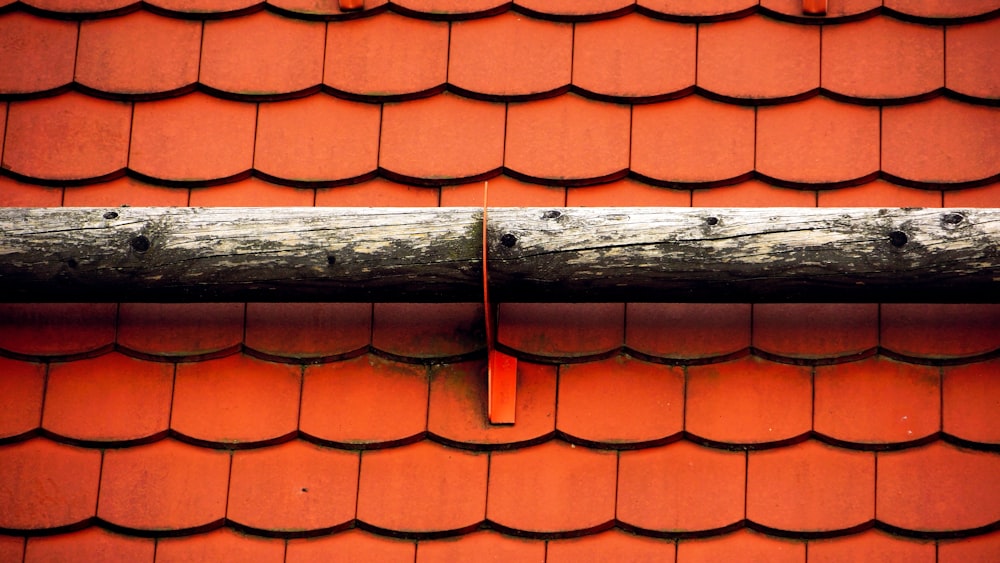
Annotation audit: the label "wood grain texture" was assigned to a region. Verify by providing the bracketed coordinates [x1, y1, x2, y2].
[1, 207, 996, 302]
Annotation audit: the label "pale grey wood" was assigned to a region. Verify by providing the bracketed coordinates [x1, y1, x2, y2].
[0, 207, 996, 302]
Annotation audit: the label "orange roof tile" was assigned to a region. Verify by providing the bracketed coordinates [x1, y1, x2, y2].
[498, 303, 625, 359]
[427, 361, 556, 447]
[2, 3, 999, 559]
[557, 357, 684, 445]
[0, 439, 101, 531]
[0, 176, 64, 207]
[245, 302, 371, 359]
[814, 358, 940, 445]
[0, 303, 116, 357]
[117, 303, 244, 357]
[677, 530, 805, 563]
[254, 96, 381, 184]
[939, 532, 1000, 563]
[747, 441, 875, 533]
[0, 358, 44, 441]
[449, 12, 572, 99]
[809, 530, 936, 563]
[62, 177, 189, 207]
[626, 303, 751, 359]
[286, 530, 415, 563]
[372, 303, 484, 360]
[547, 530, 675, 562]
[25, 528, 154, 562]
[4, 94, 130, 183]
[155, 528, 285, 562]
[0, 11, 76, 95]
[752, 303, 878, 359]
[698, 16, 820, 101]
[946, 18, 1000, 99]
[876, 442, 1000, 533]
[130, 94, 256, 184]
[686, 357, 812, 445]
[380, 94, 505, 184]
[487, 441, 617, 534]
[756, 97, 879, 184]
[881, 304, 1000, 359]
[618, 441, 745, 533]
[228, 441, 359, 533]
[506, 95, 630, 184]
[76, 11, 201, 97]
[97, 440, 230, 532]
[172, 355, 301, 445]
[417, 530, 546, 562]
[573, 14, 695, 100]
[943, 360, 1000, 444]
[300, 356, 428, 447]
[324, 13, 448, 99]
[200, 12, 325, 98]
[823, 17, 944, 100]
[632, 97, 755, 184]
[356, 441, 487, 534]
[42, 353, 173, 444]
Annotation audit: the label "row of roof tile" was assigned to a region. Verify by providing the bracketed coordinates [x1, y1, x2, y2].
[1, 437, 997, 537]
[4, 175, 998, 209]
[2, 351, 997, 448]
[2, 11, 997, 103]
[4, 0, 1000, 22]
[2, 93, 998, 187]
[2, 528, 998, 563]
[1, 303, 997, 363]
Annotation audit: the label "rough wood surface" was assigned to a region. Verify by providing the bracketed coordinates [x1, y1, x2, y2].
[1, 207, 996, 302]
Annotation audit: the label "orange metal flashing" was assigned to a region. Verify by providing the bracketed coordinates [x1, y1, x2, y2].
[803, 0, 828, 16]
[483, 182, 517, 424]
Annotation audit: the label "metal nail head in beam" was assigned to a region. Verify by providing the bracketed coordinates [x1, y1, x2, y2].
[1, 207, 997, 303]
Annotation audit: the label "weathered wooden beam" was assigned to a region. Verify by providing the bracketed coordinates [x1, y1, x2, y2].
[0, 207, 996, 302]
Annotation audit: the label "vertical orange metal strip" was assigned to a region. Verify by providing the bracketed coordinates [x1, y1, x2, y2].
[802, 0, 827, 15]
[483, 182, 517, 424]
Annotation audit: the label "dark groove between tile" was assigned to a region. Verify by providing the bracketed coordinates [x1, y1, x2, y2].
[0, 518, 93, 538]
[36, 428, 170, 450]
[116, 344, 243, 364]
[4, 517, 998, 542]
[486, 519, 617, 540]
[323, 83, 444, 104]
[1, 345, 997, 369]
[354, 519, 483, 540]
[4, 432, 996, 455]
[874, 519, 1000, 540]
[634, 5, 756, 24]
[3, 2, 999, 26]
[685, 431, 814, 452]
[252, 169, 379, 190]
[380, 167, 502, 189]
[228, 519, 353, 540]
[168, 429, 298, 451]
[300, 430, 426, 451]
[242, 345, 370, 365]
[1, 82, 996, 108]
[746, 519, 875, 540]
[428, 431, 556, 452]
[555, 430, 685, 452]
[97, 518, 225, 539]
[3, 164, 996, 192]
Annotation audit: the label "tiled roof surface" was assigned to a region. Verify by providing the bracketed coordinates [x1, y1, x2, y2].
[1, 1, 999, 561]
[0, 304, 1000, 561]
[0, 303, 998, 559]
[1, 2, 999, 201]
